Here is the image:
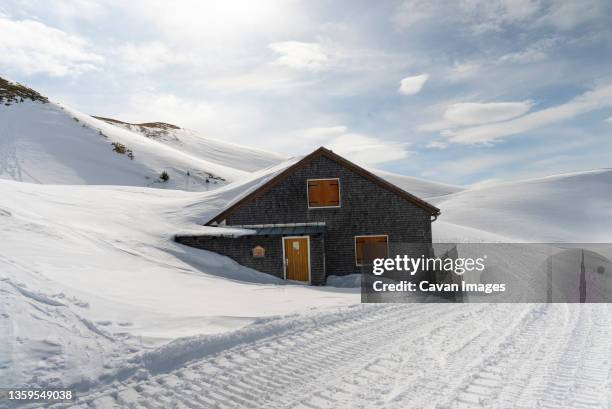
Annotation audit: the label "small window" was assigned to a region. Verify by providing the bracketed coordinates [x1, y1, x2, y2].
[355, 235, 388, 266]
[307, 179, 340, 208]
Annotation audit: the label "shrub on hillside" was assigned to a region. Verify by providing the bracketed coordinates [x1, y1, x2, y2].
[112, 142, 126, 154]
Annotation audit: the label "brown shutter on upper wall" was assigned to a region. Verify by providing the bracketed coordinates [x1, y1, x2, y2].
[322, 179, 340, 206]
[308, 180, 322, 206]
[308, 179, 340, 207]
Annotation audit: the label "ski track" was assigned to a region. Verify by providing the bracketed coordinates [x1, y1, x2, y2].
[45, 303, 612, 409]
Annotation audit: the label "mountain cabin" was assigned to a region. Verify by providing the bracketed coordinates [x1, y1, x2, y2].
[175, 147, 440, 285]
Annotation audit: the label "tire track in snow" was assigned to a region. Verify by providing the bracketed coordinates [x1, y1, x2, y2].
[54, 304, 493, 409]
[52, 304, 609, 409]
[441, 303, 571, 408]
[536, 304, 611, 409]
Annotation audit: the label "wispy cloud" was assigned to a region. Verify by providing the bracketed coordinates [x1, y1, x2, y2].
[443, 101, 533, 125]
[442, 84, 612, 144]
[392, 0, 544, 34]
[536, 0, 604, 30]
[419, 101, 532, 133]
[425, 141, 448, 149]
[290, 126, 411, 165]
[114, 42, 194, 74]
[269, 41, 329, 72]
[0, 16, 102, 76]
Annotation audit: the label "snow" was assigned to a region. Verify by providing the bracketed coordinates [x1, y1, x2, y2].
[0, 100, 279, 189]
[432, 168, 612, 242]
[0, 179, 357, 389]
[371, 168, 464, 199]
[2, 93, 612, 407]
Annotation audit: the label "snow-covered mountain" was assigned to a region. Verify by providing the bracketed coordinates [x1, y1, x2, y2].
[0, 77, 284, 190]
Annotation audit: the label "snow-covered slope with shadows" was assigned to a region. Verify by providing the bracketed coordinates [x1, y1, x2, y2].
[372, 168, 464, 199]
[93, 116, 285, 173]
[0, 179, 357, 389]
[432, 169, 612, 242]
[0, 77, 285, 190]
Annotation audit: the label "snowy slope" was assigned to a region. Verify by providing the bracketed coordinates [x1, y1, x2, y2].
[372, 168, 464, 199]
[0, 101, 257, 188]
[93, 116, 285, 173]
[432, 169, 612, 242]
[0, 77, 289, 190]
[0, 179, 357, 389]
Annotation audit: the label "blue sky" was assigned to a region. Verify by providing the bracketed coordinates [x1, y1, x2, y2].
[1, 0, 611, 185]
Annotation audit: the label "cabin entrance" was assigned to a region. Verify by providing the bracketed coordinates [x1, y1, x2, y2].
[283, 236, 310, 282]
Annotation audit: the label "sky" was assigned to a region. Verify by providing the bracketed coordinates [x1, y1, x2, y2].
[1, 0, 611, 186]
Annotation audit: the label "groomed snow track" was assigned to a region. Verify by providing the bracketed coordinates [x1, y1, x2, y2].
[47, 303, 612, 409]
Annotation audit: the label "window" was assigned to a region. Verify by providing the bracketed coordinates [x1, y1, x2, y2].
[355, 235, 388, 266]
[307, 179, 340, 208]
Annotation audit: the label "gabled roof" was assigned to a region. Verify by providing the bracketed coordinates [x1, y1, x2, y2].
[206, 147, 440, 225]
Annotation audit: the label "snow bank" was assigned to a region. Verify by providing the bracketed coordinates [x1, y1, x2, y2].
[0, 179, 358, 389]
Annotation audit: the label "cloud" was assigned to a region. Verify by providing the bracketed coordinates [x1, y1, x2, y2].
[392, 0, 544, 34]
[115, 91, 265, 139]
[425, 141, 447, 149]
[269, 41, 329, 72]
[114, 42, 193, 73]
[419, 100, 532, 133]
[398, 74, 429, 95]
[291, 126, 411, 165]
[498, 46, 547, 64]
[447, 61, 481, 81]
[443, 101, 533, 125]
[537, 0, 603, 30]
[0, 16, 102, 76]
[443, 84, 612, 144]
[606, 116, 612, 123]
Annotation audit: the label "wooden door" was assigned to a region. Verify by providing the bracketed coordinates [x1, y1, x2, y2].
[284, 237, 309, 282]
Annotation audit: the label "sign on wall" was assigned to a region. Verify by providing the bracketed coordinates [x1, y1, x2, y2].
[252, 245, 265, 258]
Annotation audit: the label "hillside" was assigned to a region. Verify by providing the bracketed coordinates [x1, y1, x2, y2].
[0, 76, 284, 190]
[92, 116, 285, 173]
[1, 76, 455, 200]
[432, 169, 612, 242]
[372, 168, 464, 199]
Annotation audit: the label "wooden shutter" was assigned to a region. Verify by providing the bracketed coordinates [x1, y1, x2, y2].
[355, 235, 388, 265]
[308, 179, 340, 207]
[322, 179, 340, 206]
[308, 180, 322, 206]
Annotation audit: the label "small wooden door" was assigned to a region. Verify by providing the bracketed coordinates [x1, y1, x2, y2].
[284, 237, 309, 282]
